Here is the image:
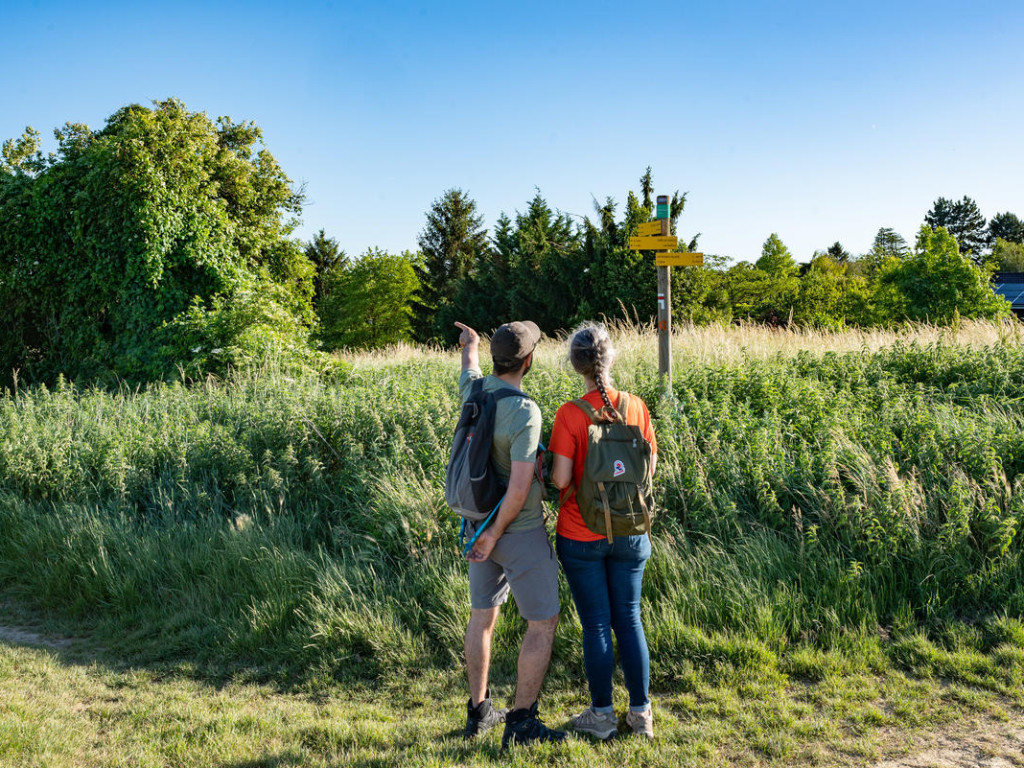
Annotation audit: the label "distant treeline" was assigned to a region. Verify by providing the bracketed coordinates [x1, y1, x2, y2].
[1, 99, 1021, 385]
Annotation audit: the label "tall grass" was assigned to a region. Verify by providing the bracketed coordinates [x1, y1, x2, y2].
[1, 322, 1024, 688]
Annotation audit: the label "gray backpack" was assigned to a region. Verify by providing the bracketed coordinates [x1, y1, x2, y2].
[445, 378, 531, 521]
[565, 392, 655, 542]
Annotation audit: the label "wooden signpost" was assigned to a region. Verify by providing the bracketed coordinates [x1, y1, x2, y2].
[630, 194, 705, 394]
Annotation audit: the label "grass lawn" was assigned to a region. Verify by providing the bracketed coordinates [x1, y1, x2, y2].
[2, 616, 1023, 768]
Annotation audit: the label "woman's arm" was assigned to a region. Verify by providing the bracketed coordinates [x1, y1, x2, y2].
[551, 453, 574, 489]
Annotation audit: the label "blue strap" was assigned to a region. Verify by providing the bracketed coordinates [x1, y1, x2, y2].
[462, 494, 505, 558]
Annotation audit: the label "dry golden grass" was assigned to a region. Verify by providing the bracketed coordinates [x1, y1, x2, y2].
[338, 319, 1024, 370]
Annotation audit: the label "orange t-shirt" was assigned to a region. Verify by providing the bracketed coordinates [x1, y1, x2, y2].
[549, 388, 657, 542]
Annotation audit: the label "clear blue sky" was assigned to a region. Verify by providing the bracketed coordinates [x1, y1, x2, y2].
[4, 0, 1022, 263]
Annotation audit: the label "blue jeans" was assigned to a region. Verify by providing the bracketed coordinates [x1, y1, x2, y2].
[556, 533, 651, 709]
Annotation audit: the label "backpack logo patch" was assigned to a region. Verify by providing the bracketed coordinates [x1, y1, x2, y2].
[613, 460, 626, 477]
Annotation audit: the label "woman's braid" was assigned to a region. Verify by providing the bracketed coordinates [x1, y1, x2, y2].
[568, 323, 618, 420]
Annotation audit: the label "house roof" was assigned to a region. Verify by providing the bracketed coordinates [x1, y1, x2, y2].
[993, 273, 1024, 309]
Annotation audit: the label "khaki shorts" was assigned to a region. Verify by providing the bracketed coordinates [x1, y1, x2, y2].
[468, 523, 560, 621]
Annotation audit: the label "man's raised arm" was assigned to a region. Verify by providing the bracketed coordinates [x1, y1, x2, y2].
[455, 321, 479, 372]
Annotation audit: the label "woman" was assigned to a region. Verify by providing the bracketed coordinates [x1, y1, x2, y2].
[549, 323, 657, 740]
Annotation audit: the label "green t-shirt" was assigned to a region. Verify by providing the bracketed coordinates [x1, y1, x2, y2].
[459, 368, 544, 532]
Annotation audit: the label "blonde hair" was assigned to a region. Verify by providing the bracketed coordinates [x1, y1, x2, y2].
[568, 322, 617, 419]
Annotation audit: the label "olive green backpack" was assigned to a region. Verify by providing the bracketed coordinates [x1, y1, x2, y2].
[564, 392, 655, 542]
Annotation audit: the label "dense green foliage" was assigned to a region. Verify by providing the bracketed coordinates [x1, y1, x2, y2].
[0, 100, 314, 384]
[316, 248, 421, 349]
[874, 227, 1010, 323]
[2, 334, 1024, 685]
[925, 195, 991, 264]
[398, 181, 1010, 342]
[994, 239, 1024, 272]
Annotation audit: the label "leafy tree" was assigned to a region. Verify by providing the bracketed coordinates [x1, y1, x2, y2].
[993, 239, 1024, 272]
[989, 212, 1024, 245]
[843, 274, 880, 326]
[792, 255, 848, 327]
[414, 188, 488, 342]
[0, 126, 44, 175]
[672, 254, 731, 324]
[318, 249, 420, 349]
[741, 234, 800, 324]
[925, 196, 990, 263]
[720, 262, 770, 320]
[876, 226, 1009, 323]
[304, 229, 347, 307]
[0, 99, 313, 384]
[756, 233, 797, 276]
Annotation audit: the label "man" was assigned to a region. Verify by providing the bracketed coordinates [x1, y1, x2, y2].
[455, 319, 565, 748]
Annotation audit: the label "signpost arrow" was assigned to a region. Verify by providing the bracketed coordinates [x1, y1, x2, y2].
[637, 220, 663, 236]
[656, 253, 704, 267]
[628, 235, 678, 250]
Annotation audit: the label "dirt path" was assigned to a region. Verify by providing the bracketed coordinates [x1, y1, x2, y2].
[871, 723, 1024, 768]
[0, 623, 75, 650]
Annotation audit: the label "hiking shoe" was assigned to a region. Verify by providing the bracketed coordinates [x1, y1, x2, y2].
[569, 707, 618, 740]
[501, 702, 567, 748]
[626, 707, 654, 739]
[464, 691, 507, 739]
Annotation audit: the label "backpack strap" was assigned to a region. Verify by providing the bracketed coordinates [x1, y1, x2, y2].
[573, 398, 616, 425]
[616, 392, 630, 422]
[558, 482, 576, 507]
[636, 484, 652, 532]
[596, 481, 614, 544]
[572, 398, 599, 422]
[492, 387, 531, 403]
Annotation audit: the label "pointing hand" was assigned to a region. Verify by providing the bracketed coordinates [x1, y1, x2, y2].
[454, 322, 479, 349]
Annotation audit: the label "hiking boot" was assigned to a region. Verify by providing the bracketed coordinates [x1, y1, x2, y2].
[464, 690, 507, 739]
[569, 706, 618, 740]
[501, 702, 567, 748]
[626, 707, 654, 739]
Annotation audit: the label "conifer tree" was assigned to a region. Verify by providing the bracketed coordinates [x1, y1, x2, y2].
[304, 229, 347, 307]
[989, 212, 1024, 245]
[414, 188, 489, 342]
[925, 196, 990, 263]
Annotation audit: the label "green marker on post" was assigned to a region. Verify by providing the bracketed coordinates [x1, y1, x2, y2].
[656, 194, 669, 220]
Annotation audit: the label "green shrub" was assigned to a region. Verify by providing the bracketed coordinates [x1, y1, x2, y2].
[0, 99, 314, 385]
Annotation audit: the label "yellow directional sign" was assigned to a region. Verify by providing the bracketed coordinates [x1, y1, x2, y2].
[656, 252, 704, 267]
[637, 221, 663, 236]
[629, 235, 678, 251]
